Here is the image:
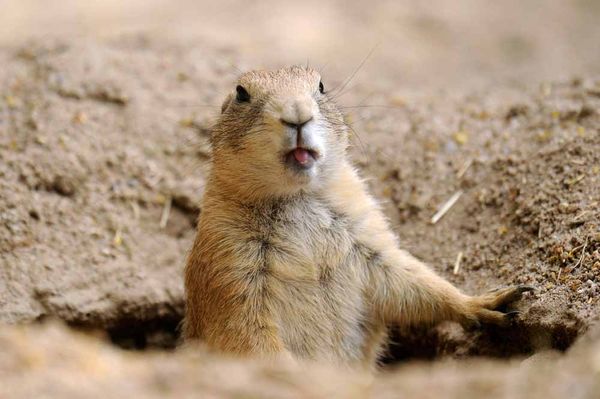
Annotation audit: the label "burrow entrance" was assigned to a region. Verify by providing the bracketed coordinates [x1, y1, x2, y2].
[69, 309, 584, 364]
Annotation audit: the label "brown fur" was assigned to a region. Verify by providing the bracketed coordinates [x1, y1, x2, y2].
[183, 66, 531, 369]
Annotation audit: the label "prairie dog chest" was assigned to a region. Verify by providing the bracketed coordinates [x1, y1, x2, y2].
[231, 197, 369, 359]
[242, 196, 355, 282]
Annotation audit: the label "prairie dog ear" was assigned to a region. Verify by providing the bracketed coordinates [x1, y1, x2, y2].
[221, 93, 233, 114]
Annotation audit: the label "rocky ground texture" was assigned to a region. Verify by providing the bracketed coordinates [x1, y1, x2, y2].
[0, 35, 599, 397]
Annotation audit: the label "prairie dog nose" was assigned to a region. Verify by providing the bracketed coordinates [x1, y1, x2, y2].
[280, 97, 314, 128]
[280, 117, 313, 131]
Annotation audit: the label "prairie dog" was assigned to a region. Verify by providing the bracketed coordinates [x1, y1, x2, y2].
[183, 66, 531, 368]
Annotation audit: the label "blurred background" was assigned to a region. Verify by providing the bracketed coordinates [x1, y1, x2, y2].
[2, 0, 600, 89]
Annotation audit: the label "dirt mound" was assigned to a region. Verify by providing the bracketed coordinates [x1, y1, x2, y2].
[346, 78, 600, 358]
[1, 322, 599, 399]
[0, 39, 231, 331]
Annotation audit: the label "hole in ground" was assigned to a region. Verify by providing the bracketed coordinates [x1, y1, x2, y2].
[382, 317, 582, 363]
[86, 310, 583, 365]
[105, 314, 182, 350]
[65, 311, 183, 351]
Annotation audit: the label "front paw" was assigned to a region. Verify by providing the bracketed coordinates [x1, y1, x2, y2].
[463, 285, 534, 327]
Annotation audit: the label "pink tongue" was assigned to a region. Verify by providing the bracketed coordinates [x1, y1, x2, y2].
[293, 148, 310, 164]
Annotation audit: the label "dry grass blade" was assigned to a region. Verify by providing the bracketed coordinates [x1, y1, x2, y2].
[431, 191, 463, 224]
[130, 200, 140, 221]
[573, 236, 589, 269]
[457, 159, 473, 179]
[453, 251, 464, 275]
[159, 197, 172, 229]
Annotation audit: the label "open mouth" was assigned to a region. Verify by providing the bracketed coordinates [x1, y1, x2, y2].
[285, 147, 319, 170]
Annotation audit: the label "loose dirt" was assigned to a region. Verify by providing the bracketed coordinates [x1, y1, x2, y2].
[0, 1, 599, 396]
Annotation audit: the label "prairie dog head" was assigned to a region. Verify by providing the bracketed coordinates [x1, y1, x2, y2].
[211, 66, 348, 201]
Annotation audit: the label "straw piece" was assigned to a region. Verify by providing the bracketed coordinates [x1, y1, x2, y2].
[431, 191, 463, 224]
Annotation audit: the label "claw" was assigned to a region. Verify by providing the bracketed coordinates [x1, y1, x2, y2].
[509, 286, 535, 302]
[517, 285, 535, 293]
[505, 310, 522, 324]
[461, 315, 482, 330]
[465, 319, 481, 331]
[502, 285, 535, 305]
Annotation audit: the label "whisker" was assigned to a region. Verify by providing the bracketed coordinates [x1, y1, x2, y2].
[163, 103, 220, 109]
[224, 59, 243, 75]
[353, 90, 377, 108]
[344, 121, 369, 160]
[345, 116, 395, 164]
[328, 43, 379, 98]
[339, 104, 405, 110]
[318, 62, 330, 74]
[345, 114, 371, 126]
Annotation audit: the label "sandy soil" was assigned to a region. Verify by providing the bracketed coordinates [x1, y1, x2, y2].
[1, 0, 599, 397]
[1, 322, 599, 398]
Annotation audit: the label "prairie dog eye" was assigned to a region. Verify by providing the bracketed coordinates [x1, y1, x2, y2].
[318, 81, 325, 94]
[236, 85, 250, 102]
